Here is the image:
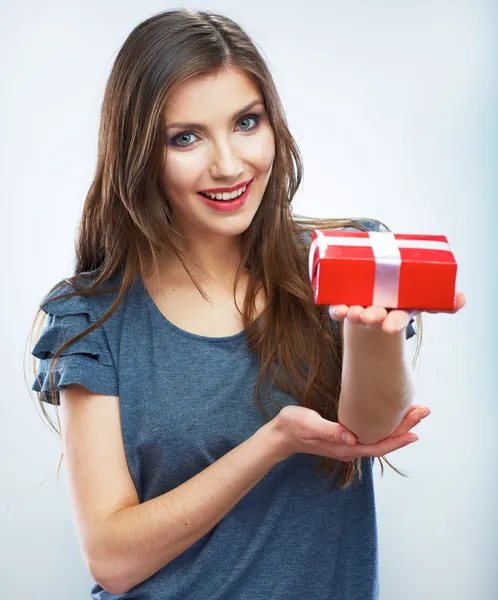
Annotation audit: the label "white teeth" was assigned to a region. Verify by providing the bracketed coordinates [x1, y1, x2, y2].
[202, 184, 247, 201]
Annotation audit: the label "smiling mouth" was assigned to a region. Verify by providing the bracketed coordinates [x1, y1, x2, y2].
[198, 180, 252, 202]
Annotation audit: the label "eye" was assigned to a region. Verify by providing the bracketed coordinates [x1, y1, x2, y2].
[168, 114, 261, 149]
[236, 114, 260, 131]
[170, 132, 199, 148]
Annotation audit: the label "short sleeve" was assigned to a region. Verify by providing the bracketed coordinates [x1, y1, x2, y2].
[31, 286, 119, 405]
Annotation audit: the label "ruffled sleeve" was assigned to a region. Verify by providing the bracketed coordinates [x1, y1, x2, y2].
[31, 285, 119, 405]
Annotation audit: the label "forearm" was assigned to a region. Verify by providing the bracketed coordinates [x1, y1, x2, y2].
[338, 319, 416, 445]
[91, 422, 283, 595]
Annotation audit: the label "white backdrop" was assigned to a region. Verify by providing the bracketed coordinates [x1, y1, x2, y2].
[3, 1, 497, 598]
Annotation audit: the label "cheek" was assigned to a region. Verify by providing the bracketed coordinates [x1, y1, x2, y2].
[246, 129, 275, 173]
[162, 151, 205, 194]
[161, 129, 276, 193]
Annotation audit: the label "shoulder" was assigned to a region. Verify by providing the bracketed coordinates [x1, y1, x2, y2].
[32, 276, 124, 404]
[341, 218, 389, 233]
[40, 274, 123, 323]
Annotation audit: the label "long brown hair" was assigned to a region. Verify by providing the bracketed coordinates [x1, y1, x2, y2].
[29, 8, 422, 489]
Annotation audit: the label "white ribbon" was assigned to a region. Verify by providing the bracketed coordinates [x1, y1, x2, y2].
[370, 231, 401, 306]
[308, 232, 451, 307]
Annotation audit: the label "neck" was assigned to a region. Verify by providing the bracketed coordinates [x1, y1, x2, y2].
[155, 230, 247, 292]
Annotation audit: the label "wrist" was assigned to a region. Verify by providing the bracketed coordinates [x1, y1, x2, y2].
[343, 317, 406, 357]
[256, 418, 293, 465]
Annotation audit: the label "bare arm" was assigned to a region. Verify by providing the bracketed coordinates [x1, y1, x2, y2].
[60, 384, 284, 595]
[95, 426, 282, 593]
[61, 381, 420, 594]
[338, 318, 416, 445]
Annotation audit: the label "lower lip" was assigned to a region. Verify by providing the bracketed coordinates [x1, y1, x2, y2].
[197, 181, 253, 212]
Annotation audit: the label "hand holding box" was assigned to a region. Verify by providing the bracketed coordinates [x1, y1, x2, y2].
[308, 230, 458, 311]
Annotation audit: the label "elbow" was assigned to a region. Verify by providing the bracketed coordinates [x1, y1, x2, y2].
[338, 406, 407, 446]
[339, 419, 393, 445]
[339, 380, 416, 445]
[85, 532, 132, 595]
[83, 512, 138, 595]
[353, 429, 394, 446]
[88, 557, 131, 595]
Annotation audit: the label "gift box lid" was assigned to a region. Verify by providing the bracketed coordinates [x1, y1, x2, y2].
[309, 230, 456, 283]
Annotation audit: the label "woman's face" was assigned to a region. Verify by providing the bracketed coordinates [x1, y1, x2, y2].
[160, 68, 275, 241]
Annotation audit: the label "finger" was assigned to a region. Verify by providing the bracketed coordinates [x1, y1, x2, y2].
[391, 406, 431, 436]
[382, 309, 412, 334]
[346, 305, 365, 324]
[336, 423, 358, 446]
[394, 404, 422, 424]
[455, 292, 466, 311]
[328, 305, 349, 321]
[361, 306, 387, 325]
[307, 417, 352, 445]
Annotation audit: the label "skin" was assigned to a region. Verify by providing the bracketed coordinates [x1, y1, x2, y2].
[158, 67, 275, 287]
[57, 68, 467, 596]
[328, 294, 467, 334]
[154, 65, 458, 452]
[329, 292, 466, 448]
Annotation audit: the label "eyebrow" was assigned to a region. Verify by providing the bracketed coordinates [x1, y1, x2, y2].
[165, 99, 265, 131]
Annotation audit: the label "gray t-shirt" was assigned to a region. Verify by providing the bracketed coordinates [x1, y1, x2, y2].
[32, 223, 416, 599]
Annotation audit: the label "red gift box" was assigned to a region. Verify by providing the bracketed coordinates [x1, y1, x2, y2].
[308, 230, 458, 310]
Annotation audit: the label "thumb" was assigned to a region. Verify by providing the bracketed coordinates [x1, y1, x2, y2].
[313, 418, 357, 446]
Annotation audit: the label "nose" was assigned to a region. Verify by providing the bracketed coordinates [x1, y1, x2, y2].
[209, 137, 244, 181]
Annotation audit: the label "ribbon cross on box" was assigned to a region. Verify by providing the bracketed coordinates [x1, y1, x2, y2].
[308, 230, 457, 311]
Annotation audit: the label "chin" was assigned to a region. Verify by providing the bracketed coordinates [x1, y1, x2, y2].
[201, 201, 262, 237]
[208, 218, 254, 238]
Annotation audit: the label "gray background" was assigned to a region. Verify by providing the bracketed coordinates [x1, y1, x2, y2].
[3, 1, 497, 598]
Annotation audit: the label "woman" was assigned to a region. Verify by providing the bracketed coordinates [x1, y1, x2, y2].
[31, 8, 465, 599]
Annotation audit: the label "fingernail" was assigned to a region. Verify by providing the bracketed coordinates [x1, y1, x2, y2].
[421, 410, 430, 419]
[408, 435, 419, 444]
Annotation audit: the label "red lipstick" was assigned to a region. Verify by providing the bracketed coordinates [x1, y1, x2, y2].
[198, 178, 253, 194]
[197, 179, 253, 213]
